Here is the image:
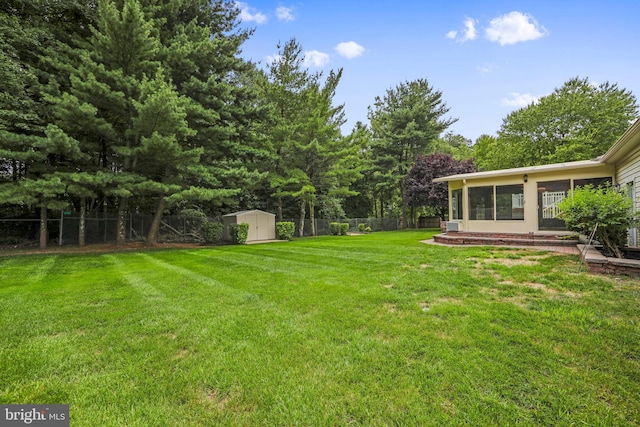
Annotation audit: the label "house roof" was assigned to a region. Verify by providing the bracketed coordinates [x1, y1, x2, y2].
[435, 117, 640, 183]
[600, 118, 640, 164]
[432, 159, 603, 182]
[222, 209, 275, 217]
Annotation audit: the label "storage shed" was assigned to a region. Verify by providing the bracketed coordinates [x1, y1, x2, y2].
[222, 210, 276, 242]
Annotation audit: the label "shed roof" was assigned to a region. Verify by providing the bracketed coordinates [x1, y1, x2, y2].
[222, 209, 275, 217]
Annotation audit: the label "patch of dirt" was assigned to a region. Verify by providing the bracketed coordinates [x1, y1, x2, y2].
[174, 348, 189, 359]
[499, 281, 558, 295]
[203, 388, 230, 410]
[384, 303, 397, 313]
[484, 257, 540, 266]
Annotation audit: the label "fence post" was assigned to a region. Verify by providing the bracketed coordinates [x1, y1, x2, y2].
[59, 210, 64, 247]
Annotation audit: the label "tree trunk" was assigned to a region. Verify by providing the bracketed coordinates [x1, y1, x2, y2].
[298, 199, 306, 237]
[39, 204, 47, 250]
[309, 199, 316, 236]
[78, 197, 86, 247]
[278, 197, 283, 222]
[601, 233, 623, 258]
[147, 196, 166, 246]
[116, 197, 128, 246]
[400, 182, 408, 229]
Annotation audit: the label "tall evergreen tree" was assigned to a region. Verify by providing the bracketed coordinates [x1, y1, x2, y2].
[368, 78, 457, 226]
[0, 1, 95, 248]
[262, 38, 357, 236]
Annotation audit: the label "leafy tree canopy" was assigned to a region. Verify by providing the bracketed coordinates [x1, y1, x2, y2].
[474, 77, 638, 171]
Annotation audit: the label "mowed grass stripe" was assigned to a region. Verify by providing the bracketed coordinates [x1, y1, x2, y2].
[0, 231, 638, 426]
[187, 249, 342, 276]
[249, 243, 401, 266]
[104, 255, 167, 302]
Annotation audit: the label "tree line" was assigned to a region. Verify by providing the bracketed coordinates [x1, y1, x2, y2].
[1, 1, 637, 248]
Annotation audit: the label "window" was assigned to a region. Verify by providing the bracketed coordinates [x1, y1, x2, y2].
[469, 186, 494, 220]
[574, 177, 613, 189]
[496, 185, 524, 220]
[451, 189, 463, 220]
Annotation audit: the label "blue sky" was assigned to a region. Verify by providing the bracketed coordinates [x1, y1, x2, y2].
[234, 1, 640, 142]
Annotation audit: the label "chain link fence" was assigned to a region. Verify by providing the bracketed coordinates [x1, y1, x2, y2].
[0, 213, 215, 247]
[0, 214, 440, 247]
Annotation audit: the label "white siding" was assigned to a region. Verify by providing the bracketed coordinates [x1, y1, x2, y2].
[616, 146, 640, 247]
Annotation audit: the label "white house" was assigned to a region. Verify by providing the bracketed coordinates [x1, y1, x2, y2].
[434, 119, 640, 246]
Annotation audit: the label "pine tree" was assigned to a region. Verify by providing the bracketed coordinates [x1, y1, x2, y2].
[262, 39, 357, 236]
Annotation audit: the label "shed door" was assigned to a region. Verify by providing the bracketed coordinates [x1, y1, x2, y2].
[247, 214, 258, 241]
[256, 214, 266, 240]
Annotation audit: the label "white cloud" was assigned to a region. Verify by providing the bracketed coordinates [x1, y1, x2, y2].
[446, 17, 477, 43]
[477, 63, 498, 73]
[276, 6, 295, 22]
[336, 41, 365, 59]
[303, 50, 330, 67]
[462, 17, 477, 41]
[265, 54, 282, 64]
[236, 2, 267, 24]
[501, 92, 539, 108]
[485, 11, 547, 46]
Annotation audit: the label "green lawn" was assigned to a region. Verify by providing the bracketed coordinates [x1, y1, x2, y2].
[0, 230, 638, 426]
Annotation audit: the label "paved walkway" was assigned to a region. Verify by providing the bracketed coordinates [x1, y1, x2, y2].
[421, 238, 581, 255]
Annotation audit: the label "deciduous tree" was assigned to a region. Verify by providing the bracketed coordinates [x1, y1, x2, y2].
[475, 77, 638, 170]
[404, 153, 476, 222]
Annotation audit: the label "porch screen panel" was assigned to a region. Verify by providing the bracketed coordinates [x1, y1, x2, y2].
[451, 189, 463, 220]
[537, 180, 570, 230]
[574, 177, 612, 189]
[469, 186, 494, 220]
[496, 185, 524, 220]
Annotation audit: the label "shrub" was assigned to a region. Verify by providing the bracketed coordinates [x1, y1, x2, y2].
[201, 221, 223, 244]
[365, 226, 372, 232]
[230, 223, 249, 244]
[330, 222, 341, 235]
[558, 184, 636, 258]
[358, 223, 366, 232]
[340, 223, 349, 235]
[276, 222, 295, 241]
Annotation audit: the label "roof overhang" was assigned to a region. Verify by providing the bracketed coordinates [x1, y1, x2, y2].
[432, 159, 603, 183]
[600, 118, 640, 164]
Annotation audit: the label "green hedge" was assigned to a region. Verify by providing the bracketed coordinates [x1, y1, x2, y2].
[340, 223, 349, 235]
[276, 222, 295, 241]
[330, 222, 350, 235]
[230, 223, 249, 244]
[329, 222, 340, 235]
[201, 221, 223, 244]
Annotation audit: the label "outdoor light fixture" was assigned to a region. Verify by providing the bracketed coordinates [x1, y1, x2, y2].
[523, 174, 528, 183]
